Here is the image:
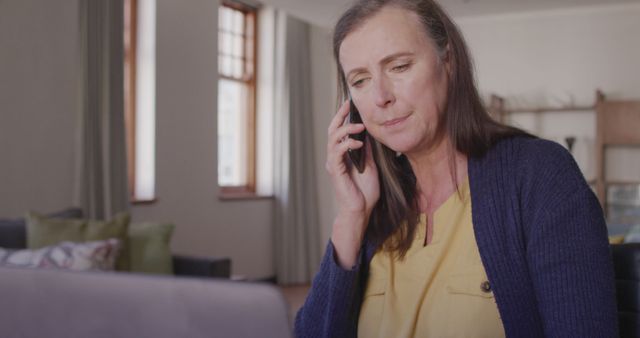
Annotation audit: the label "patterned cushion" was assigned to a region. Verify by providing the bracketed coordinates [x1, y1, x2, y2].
[26, 212, 130, 271]
[0, 239, 121, 271]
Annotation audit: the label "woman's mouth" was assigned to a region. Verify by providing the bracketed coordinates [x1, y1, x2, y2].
[382, 114, 410, 127]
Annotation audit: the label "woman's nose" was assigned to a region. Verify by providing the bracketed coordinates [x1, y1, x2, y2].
[372, 77, 395, 108]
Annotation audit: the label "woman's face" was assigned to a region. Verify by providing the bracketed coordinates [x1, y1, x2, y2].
[339, 6, 449, 155]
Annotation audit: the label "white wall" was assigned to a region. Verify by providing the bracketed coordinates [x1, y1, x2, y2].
[457, 3, 640, 181]
[0, 0, 80, 217]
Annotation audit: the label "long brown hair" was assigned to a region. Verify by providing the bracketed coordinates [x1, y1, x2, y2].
[333, 0, 528, 257]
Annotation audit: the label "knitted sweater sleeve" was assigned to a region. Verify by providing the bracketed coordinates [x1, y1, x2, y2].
[293, 241, 364, 338]
[522, 141, 618, 336]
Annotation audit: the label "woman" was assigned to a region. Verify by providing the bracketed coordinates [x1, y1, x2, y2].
[295, 0, 618, 337]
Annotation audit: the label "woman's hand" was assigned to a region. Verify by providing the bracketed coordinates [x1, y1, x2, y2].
[326, 100, 380, 269]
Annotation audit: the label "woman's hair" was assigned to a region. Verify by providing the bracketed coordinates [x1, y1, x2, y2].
[333, 0, 528, 257]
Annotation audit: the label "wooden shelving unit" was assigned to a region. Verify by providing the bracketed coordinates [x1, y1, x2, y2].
[488, 90, 640, 212]
[594, 91, 640, 208]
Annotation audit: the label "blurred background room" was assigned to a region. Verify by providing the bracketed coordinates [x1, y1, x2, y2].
[1, 0, 639, 327]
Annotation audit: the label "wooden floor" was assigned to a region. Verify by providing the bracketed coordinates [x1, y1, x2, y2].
[279, 284, 311, 324]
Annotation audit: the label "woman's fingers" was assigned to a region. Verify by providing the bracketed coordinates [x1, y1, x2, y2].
[338, 138, 364, 153]
[328, 100, 351, 134]
[328, 123, 365, 147]
[326, 114, 365, 175]
[326, 138, 364, 174]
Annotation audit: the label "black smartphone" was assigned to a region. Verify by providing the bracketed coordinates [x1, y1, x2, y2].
[347, 100, 366, 173]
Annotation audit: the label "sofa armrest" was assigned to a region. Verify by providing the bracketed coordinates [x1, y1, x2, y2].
[172, 255, 231, 279]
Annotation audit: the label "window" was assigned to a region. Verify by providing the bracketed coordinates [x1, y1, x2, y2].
[124, 0, 156, 203]
[218, 2, 258, 196]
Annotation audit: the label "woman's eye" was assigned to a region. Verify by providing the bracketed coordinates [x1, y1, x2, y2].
[351, 78, 366, 87]
[392, 63, 410, 72]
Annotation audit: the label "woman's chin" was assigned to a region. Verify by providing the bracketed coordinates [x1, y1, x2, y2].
[379, 140, 418, 155]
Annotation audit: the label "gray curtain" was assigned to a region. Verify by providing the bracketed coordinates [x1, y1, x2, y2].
[75, 0, 129, 219]
[273, 12, 322, 285]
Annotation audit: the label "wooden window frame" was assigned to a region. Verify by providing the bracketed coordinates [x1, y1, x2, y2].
[218, 1, 259, 198]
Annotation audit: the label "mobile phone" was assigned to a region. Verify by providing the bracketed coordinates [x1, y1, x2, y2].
[347, 99, 366, 173]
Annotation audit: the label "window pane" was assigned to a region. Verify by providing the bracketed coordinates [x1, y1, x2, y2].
[218, 3, 257, 191]
[233, 57, 242, 78]
[135, 0, 157, 200]
[233, 34, 242, 58]
[218, 79, 248, 186]
[221, 7, 232, 30]
[223, 55, 233, 77]
[232, 9, 244, 34]
[223, 31, 233, 55]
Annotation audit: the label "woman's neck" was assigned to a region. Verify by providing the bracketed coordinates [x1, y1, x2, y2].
[405, 138, 468, 213]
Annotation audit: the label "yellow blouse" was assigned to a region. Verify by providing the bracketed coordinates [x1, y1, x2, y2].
[358, 179, 505, 338]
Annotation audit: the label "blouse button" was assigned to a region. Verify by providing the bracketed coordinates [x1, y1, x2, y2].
[480, 281, 492, 293]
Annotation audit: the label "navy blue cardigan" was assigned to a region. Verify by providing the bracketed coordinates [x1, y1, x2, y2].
[294, 137, 618, 337]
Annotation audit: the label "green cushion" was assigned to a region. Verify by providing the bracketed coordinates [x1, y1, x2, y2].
[26, 212, 130, 271]
[128, 222, 175, 275]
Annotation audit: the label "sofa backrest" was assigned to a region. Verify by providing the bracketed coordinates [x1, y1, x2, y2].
[0, 267, 292, 338]
[0, 218, 27, 249]
[0, 208, 83, 249]
[611, 243, 640, 337]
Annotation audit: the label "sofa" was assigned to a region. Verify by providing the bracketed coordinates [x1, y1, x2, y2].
[0, 265, 292, 338]
[0, 209, 291, 337]
[0, 208, 231, 279]
[612, 243, 640, 338]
